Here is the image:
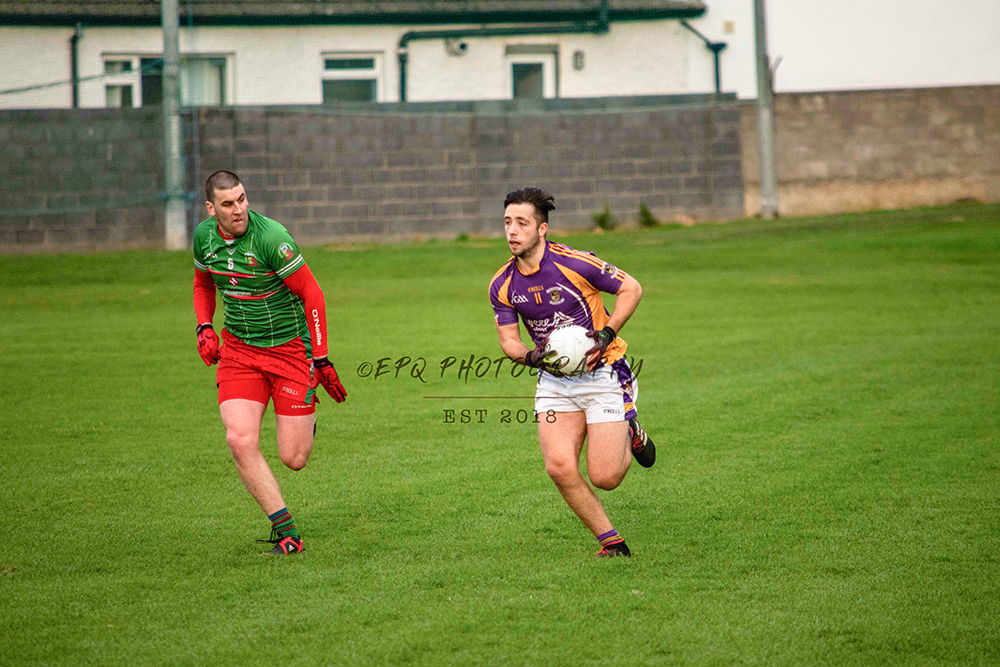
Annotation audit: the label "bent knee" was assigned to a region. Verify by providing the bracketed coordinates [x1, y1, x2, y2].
[281, 453, 309, 471]
[226, 432, 258, 458]
[589, 470, 625, 491]
[545, 458, 579, 484]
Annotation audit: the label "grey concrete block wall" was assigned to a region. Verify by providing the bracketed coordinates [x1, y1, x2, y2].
[0, 108, 166, 251]
[741, 85, 1000, 216]
[0, 97, 744, 252]
[196, 101, 744, 244]
[5, 84, 1000, 252]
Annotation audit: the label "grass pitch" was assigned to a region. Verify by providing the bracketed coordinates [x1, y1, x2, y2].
[1, 203, 998, 665]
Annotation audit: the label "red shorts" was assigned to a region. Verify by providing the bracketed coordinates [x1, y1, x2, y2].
[216, 330, 317, 416]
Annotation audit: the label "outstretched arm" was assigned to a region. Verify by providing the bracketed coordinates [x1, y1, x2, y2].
[282, 264, 328, 359]
[585, 274, 642, 370]
[283, 265, 346, 402]
[606, 274, 642, 336]
[193, 269, 220, 365]
[193, 268, 217, 327]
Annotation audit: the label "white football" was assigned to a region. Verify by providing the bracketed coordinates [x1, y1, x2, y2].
[545, 325, 593, 375]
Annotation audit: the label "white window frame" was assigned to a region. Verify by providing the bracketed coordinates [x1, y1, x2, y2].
[320, 52, 383, 103]
[505, 53, 557, 99]
[102, 56, 140, 108]
[101, 53, 234, 107]
[179, 55, 232, 107]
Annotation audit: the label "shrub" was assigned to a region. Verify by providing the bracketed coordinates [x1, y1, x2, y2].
[592, 204, 616, 231]
[638, 202, 659, 227]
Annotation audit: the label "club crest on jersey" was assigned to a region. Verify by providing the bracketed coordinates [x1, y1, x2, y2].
[601, 262, 619, 278]
[279, 243, 294, 261]
[245, 251, 258, 267]
[229, 277, 239, 286]
[547, 287, 564, 305]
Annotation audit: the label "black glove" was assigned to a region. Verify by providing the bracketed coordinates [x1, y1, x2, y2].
[524, 346, 563, 376]
[584, 326, 616, 371]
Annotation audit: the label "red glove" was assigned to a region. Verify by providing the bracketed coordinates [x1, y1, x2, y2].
[312, 357, 346, 403]
[196, 324, 221, 366]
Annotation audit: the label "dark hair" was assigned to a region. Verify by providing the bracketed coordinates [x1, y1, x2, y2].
[205, 170, 242, 203]
[504, 187, 555, 224]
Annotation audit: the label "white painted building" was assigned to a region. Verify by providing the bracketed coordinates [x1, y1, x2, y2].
[684, 0, 1000, 96]
[0, 0, 719, 109]
[0, 0, 997, 110]
[764, 0, 1000, 93]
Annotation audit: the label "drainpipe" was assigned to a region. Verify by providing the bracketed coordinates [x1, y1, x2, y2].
[69, 23, 83, 108]
[681, 20, 727, 94]
[397, 3, 611, 102]
[598, 0, 610, 33]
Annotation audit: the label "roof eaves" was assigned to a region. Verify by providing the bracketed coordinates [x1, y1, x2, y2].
[0, 7, 705, 28]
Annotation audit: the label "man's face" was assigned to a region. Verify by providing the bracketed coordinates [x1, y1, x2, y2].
[504, 202, 546, 258]
[206, 183, 248, 237]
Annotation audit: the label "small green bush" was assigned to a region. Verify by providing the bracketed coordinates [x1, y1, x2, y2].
[592, 203, 616, 230]
[638, 202, 660, 227]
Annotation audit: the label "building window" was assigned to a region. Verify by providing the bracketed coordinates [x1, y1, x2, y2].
[180, 57, 226, 106]
[512, 63, 544, 99]
[322, 54, 380, 103]
[102, 57, 138, 107]
[325, 57, 376, 71]
[140, 58, 163, 106]
[104, 60, 133, 74]
[102, 55, 228, 107]
[505, 48, 557, 100]
[105, 85, 133, 108]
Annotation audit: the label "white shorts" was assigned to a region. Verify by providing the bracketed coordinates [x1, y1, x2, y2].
[534, 360, 638, 424]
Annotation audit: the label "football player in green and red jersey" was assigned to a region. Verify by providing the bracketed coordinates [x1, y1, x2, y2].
[192, 170, 346, 555]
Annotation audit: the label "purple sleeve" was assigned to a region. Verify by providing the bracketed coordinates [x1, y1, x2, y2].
[560, 250, 628, 294]
[489, 274, 519, 326]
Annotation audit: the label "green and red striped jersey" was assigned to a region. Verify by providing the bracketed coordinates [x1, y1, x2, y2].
[193, 209, 310, 348]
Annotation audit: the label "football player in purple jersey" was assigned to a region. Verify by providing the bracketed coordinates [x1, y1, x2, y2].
[489, 187, 656, 558]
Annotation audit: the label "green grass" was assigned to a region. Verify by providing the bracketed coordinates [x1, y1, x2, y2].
[1, 203, 998, 666]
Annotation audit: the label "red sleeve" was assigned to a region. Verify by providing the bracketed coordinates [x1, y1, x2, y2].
[193, 269, 216, 326]
[282, 264, 329, 359]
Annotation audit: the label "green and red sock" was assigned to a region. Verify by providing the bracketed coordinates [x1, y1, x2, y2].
[268, 507, 300, 541]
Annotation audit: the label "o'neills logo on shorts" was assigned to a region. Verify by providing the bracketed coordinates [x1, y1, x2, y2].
[282, 386, 300, 397]
[311, 308, 322, 347]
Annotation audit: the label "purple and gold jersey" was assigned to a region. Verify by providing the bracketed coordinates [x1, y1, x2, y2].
[193, 209, 310, 348]
[489, 241, 628, 364]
